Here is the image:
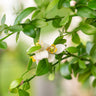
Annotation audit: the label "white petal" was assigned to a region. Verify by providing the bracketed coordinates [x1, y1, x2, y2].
[35, 50, 48, 60]
[55, 44, 65, 54]
[48, 54, 55, 63]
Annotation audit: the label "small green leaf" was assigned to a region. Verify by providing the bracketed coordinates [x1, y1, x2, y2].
[18, 89, 29, 96]
[27, 45, 41, 54]
[0, 24, 8, 32]
[27, 58, 33, 70]
[14, 7, 36, 24]
[66, 47, 78, 53]
[79, 60, 86, 69]
[0, 41, 7, 49]
[86, 42, 93, 55]
[77, 7, 96, 18]
[80, 23, 96, 35]
[32, 19, 48, 28]
[23, 82, 30, 90]
[91, 65, 96, 77]
[9, 25, 23, 32]
[92, 79, 96, 88]
[36, 59, 49, 76]
[58, 0, 64, 9]
[16, 32, 20, 42]
[60, 15, 69, 26]
[54, 36, 66, 45]
[72, 32, 80, 44]
[1, 14, 6, 24]
[46, 0, 59, 13]
[23, 24, 36, 38]
[60, 61, 72, 80]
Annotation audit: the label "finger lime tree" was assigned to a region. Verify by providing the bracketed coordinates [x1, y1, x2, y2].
[0, 0, 96, 95]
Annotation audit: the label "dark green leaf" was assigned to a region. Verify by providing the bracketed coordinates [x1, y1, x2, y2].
[9, 25, 23, 32]
[27, 58, 33, 70]
[23, 82, 30, 90]
[27, 45, 41, 54]
[92, 79, 96, 87]
[18, 89, 29, 96]
[58, 0, 65, 9]
[91, 65, 96, 77]
[60, 61, 72, 80]
[66, 46, 78, 53]
[36, 59, 49, 76]
[1, 14, 6, 24]
[0, 41, 7, 49]
[14, 7, 36, 24]
[77, 7, 96, 18]
[80, 23, 96, 35]
[54, 36, 66, 44]
[23, 24, 36, 38]
[79, 60, 86, 69]
[88, 0, 96, 10]
[72, 32, 80, 44]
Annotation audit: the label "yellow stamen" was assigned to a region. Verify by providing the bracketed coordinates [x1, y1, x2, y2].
[47, 44, 57, 54]
[30, 56, 36, 62]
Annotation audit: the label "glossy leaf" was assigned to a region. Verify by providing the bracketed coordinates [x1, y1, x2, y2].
[27, 45, 41, 54]
[80, 23, 96, 35]
[72, 32, 80, 44]
[66, 47, 78, 53]
[77, 7, 96, 18]
[54, 36, 66, 44]
[14, 7, 36, 24]
[36, 59, 49, 76]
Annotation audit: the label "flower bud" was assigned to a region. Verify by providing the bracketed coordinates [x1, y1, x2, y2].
[9, 78, 23, 93]
[70, 0, 76, 7]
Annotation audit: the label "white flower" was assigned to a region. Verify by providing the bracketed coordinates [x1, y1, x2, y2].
[70, 0, 76, 7]
[30, 41, 65, 64]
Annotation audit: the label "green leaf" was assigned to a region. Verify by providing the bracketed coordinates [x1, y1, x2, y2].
[9, 78, 22, 93]
[60, 61, 72, 80]
[72, 32, 80, 44]
[16, 32, 20, 42]
[77, 7, 96, 18]
[0, 41, 7, 49]
[80, 23, 96, 35]
[91, 65, 96, 77]
[92, 79, 96, 88]
[9, 25, 23, 32]
[79, 60, 86, 69]
[18, 89, 29, 96]
[32, 19, 48, 28]
[14, 7, 36, 24]
[54, 36, 66, 44]
[34, 28, 40, 44]
[66, 47, 78, 53]
[46, 0, 59, 13]
[58, 0, 64, 9]
[86, 42, 93, 55]
[23, 24, 36, 38]
[90, 44, 96, 63]
[23, 82, 30, 90]
[88, 0, 96, 10]
[0, 24, 8, 32]
[52, 16, 61, 28]
[27, 45, 41, 54]
[1, 14, 6, 24]
[27, 58, 33, 70]
[36, 59, 49, 76]
[60, 15, 69, 26]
